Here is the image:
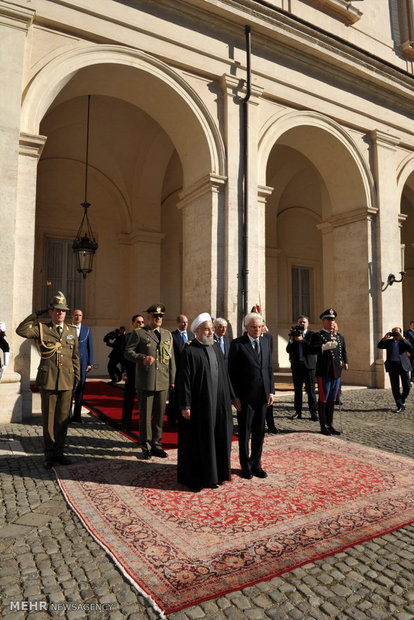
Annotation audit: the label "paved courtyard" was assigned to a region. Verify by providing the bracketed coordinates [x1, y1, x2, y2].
[0, 387, 413, 619]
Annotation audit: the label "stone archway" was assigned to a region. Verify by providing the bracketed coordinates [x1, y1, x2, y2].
[260, 111, 377, 385]
[14, 44, 227, 415]
[397, 156, 414, 327]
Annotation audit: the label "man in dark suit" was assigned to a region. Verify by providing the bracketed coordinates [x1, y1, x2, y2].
[378, 327, 412, 413]
[286, 315, 317, 420]
[228, 312, 274, 479]
[213, 317, 231, 363]
[121, 313, 145, 432]
[69, 308, 93, 423]
[404, 321, 414, 382]
[168, 314, 195, 428]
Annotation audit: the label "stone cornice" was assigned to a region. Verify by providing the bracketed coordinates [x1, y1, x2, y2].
[19, 133, 47, 159]
[305, 0, 362, 26]
[0, 1, 35, 31]
[177, 173, 227, 209]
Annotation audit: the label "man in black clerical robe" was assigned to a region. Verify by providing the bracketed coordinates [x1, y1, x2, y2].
[176, 312, 234, 491]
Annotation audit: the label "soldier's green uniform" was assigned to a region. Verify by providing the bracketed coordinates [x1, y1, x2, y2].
[16, 293, 80, 465]
[124, 304, 175, 456]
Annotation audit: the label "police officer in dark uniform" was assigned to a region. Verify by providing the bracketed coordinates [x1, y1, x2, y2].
[16, 292, 80, 467]
[124, 304, 176, 459]
[311, 308, 348, 435]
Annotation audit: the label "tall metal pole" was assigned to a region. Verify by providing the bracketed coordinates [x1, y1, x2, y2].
[241, 26, 252, 322]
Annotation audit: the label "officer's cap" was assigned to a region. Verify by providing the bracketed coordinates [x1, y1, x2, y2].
[49, 291, 69, 311]
[146, 303, 166, 315]
[320, 308, 337, 320]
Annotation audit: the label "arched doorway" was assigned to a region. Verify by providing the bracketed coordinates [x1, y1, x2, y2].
[17, 45, 226, 396]
[260, 112, 376, 385]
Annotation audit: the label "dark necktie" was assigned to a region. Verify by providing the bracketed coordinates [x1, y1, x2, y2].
[253, 339, 260, 360]
[57, 326, 62, 338]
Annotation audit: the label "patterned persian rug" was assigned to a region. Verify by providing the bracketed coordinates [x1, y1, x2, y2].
[55, 433, 414, 616]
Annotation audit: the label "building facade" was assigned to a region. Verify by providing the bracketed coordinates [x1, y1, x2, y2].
[1, 0, 414, 422]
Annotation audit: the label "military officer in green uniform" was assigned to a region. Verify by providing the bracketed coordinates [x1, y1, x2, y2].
[16, 292, 80, 468]
[124, 303, 175, 459]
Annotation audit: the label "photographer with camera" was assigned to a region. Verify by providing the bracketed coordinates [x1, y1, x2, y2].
[286, 315, 317, 421]
[378, 327, 412, 413]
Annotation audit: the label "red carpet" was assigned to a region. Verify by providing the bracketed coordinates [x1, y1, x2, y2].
[55, 433, 414, 616]
[81, 380, 179, 449]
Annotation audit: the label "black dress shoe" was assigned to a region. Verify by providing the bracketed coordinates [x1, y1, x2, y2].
[310, 414, 318, 421]
[395, 406, 403, 413]
[44, 460, 54, 469]
[267, 427, 278, 434]
[71, 417, 83, 424]
[138, 449, 151, 460]
[251, 466, 268, 479]
[321, 427, 331, 436]
[151, 447, 168, 458]
[55, 455, 72, 465]
[121, 425, 131, 433]
[328, 426, 341, 436]
[291, 413, 302, 420]
[241, 470, 253, 480]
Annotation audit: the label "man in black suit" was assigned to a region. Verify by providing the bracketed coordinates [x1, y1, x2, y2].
[168, 314, 195, 427]
[378, 327, 412, 413]
[404, 321, 414, 382]
[213, 318, 231, 363]
[121, 314, 145, 432]
[228, 312, 274, 480]
[286, 315, 317, 420]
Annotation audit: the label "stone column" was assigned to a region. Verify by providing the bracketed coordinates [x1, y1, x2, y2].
[0, 3, 36, 422]
[370, 131, 403, 388]
[177, 174, 226, 320]
[318, 206, 378, 386]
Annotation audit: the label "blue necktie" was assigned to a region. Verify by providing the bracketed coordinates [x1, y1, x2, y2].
[219, 337, 225, 354]
[181, 331, 187, 343]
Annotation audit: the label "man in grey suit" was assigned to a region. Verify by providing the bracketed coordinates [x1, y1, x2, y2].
[124, 304, 175, 459]
[228, 312, 274, 480]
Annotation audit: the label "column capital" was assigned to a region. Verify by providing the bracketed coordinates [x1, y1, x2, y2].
[0, 1, 34, 31]
[220, 74, 264, 103]
[118, 229, 165, 245]
[317, 206, 378, 231]
[19, 133, 47, 159]
[370, 130, 401, 150]
[398, 212, 408, 228]
[177, 173, 227, 210]
[257, 185, 274, 204]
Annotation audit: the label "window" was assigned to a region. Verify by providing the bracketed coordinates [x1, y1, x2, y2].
[400, 0, 414, 59]
[44, 238, 84, 310]
[292, 266, 311, 322]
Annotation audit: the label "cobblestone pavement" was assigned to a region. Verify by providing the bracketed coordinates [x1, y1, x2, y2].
[0, 387, 413, 620]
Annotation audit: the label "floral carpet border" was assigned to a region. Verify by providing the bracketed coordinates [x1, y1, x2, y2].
[54, 433, 414, 616]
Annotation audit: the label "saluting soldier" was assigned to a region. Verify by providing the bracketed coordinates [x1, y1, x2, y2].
[16, 292, 80, 467]
[310, 308, 348, 436]
[124, 303, 175, 459]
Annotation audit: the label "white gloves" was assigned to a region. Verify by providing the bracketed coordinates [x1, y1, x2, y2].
[322, 340, 338, 352]
[3, 351, 9, 366]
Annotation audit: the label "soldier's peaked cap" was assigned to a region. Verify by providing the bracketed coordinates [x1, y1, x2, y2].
[320, 308, 337, 320]
[49, 291, 70, 311]
[146, 303, 166, 314]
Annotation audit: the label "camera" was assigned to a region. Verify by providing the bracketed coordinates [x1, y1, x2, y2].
[289, 324, 305, 338]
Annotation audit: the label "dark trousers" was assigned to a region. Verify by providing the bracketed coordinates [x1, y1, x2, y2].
[292, 362, 317, 415]
[237, 401, 267, 474]
[122, 375, 137, 428]
[388, 362, 411, 407]
[107, 358, 122, 382]
[70, 378, 85, 420]
[40, 389, 72, 459]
